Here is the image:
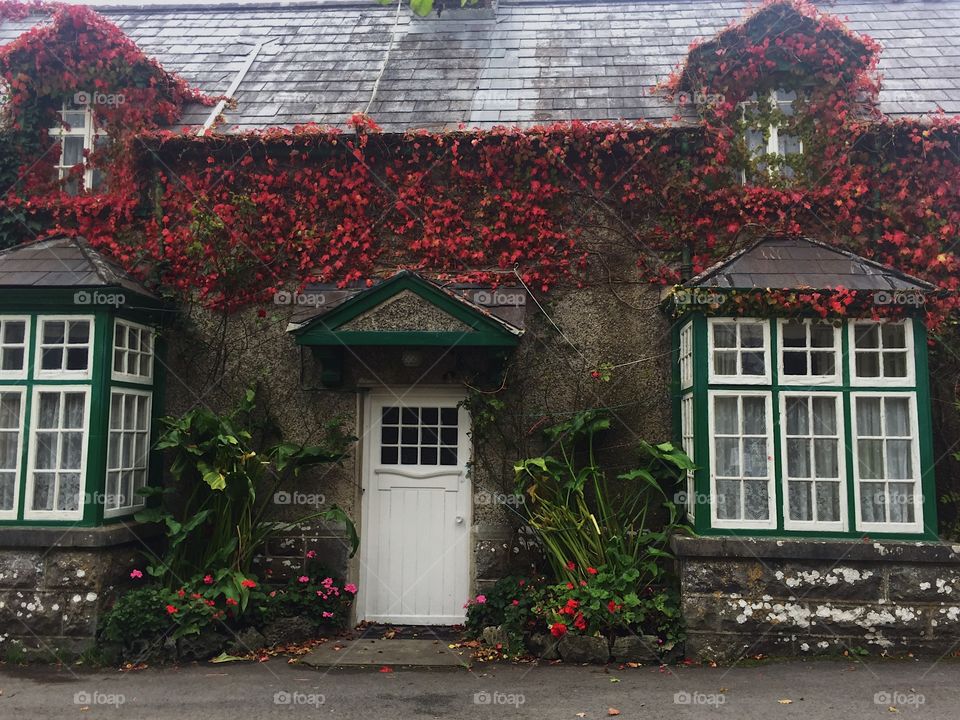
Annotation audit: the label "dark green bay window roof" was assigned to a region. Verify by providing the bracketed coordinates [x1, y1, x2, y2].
[289, 270, 524, 348]
[672, 236, 939, 541]
[0, 238, 165, 527]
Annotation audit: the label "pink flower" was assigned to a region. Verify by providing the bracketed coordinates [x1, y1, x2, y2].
[475, 594, 486, 604]
[203, 574, 213, 585]
[129, 569, 143, 579]
[165, 604, 178, 615]
[306, 550, 316, 559]
[344, 583, 357, 594]
[322, 611, 334, 618]
[298, 576, 310, 583]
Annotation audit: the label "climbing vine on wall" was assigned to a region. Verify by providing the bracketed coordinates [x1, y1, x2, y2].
[0, 0, 956, 328]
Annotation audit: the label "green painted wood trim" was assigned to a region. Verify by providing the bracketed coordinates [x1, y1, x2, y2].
[0, 287, 165, 312]
[297, 330, 519, 347]
[770, 319, 785, 532]
[913, 318, 939, 540]
[691, 313, 710, 534]
[85, 310, 111, 526]
[294, 272, 520, 347]
[841, 321, 857, 536]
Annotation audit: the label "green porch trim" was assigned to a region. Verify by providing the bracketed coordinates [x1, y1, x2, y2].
[293, 271, 521, 348]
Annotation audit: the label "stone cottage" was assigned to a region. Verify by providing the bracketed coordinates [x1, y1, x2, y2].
[0, 0, 959, 660]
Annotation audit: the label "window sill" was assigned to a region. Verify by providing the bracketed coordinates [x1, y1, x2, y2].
[671, 534, 959, 564]
[0, 520, 160, 549]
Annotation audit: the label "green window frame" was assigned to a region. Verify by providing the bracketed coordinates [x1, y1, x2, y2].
[0, 310, 160, 526]
[673, 314, 937, 540]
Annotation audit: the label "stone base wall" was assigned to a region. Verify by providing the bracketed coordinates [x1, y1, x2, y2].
[0, 525, 156, 660]
[673, 535, 960, 662]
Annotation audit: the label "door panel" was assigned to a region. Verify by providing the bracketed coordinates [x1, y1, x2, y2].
[360, 390, 470, 625]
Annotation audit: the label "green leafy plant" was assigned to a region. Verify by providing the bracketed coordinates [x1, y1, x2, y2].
[136, 388, 358, 588]
[514, 410, 693, 582]
[252, 568, 357, 631]
[377, 0, 482, 19]
[464, 576, 547, 654]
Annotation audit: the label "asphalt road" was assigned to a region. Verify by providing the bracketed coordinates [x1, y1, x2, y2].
[1, 657, 958, 719]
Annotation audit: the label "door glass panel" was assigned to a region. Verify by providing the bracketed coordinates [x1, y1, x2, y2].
[380, 405, 458, 467]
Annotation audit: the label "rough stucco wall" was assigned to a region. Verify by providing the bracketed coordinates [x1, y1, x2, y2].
[159, 272, 675, 593]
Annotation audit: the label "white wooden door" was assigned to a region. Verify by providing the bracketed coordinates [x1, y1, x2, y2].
[359, 388, 471, 625]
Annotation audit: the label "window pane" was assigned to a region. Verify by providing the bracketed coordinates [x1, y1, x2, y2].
[888, 482, 916, 523]
[2, 348, 24, 371]
[715, 438, 740, 476]
[885, 398, 910, 436]
[716, 479, 740, 519]
[816, 482, 841, 522]
[861, 482, 886, 523]
[855, 324, 880, 349]
[68, 321, 89, 344]
[41, 348, 63, 370]
[782, 322, 806, 347]
[3, 321, 24, 344]
[713, 351, 737, 375]
[31, 473, 54, 511]
[741, 351, 765, 375]
[0, 472, 14, 510]
[63, 393, 85, 428]
[812, 397, 837, 434]
[62, 136, 84, 166]
[785, 397, 809, 435]
[741, 397, 766, 434]
[740, 324, 763, 348]
[777, 133, 802, 155]
[886, 439, 912, 479]
[856, 398, 882, 435]
[810, 324, 834, 348]
[0, 393, 20, 428]
[714, 397, 739, 434]
[782, 351, 807, 375]
[857, 439, 885, 479]
[57, 473, 80, 511]
[786, 438, 810, 478]
[37, 394, 60, 428]
[883, 352, 908, 377]
[743, 480, 769, 520]
[788, 480, 812, 521]
[742, 437, 767, 477]
[66, 347, 88, 370]
[856, 352, 880, 377]
[713, 323, 736, 348]
[813, 438, 839, 478]
[881, 324, 906, 348]
[809, 352, 835, 375]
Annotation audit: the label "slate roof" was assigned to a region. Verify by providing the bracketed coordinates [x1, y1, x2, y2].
[2, 0, 960, 132]
[684, 236, 937, 291]
[0, 237, 158, 297]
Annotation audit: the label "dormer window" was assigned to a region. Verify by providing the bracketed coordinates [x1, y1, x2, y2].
[741, 88, 803, 181]
[50, 102, 106, 195]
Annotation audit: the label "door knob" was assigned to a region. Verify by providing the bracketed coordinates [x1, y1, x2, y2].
[455, 515, 464, 524]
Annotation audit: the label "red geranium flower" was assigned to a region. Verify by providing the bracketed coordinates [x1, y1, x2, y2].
[241, 579, 256, 588]
[203, 574, 214, 585]
[586, 567, 598, 575]
[550, 622, 568, 638]
[565, 561, 576, 571]
[226, 597, 238, 606]
[165, 604, 178, 615]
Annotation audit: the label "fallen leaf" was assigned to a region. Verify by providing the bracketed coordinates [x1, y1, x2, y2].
[210, 652, 243, 663]
[888, 708, 900, 714]
[608, 708, 621, 716]
[610, 678, 620, 683]
[575, 714, 586, 718]
[626, 662, 640, 668]
[379, 665, 393, 673]
[778, 699, 793, 705]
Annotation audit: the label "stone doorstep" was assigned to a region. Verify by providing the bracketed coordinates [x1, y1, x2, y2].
[299, 638, 471, 669]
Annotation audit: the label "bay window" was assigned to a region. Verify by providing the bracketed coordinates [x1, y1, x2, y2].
[0, 312, 158, 525]
[676, 315, 934, 538]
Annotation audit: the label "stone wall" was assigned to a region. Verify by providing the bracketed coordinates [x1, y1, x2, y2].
[673, 535, 960, 661]
[0, 525, 156, 659]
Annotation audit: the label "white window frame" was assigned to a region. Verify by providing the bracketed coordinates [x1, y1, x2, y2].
[23, 385, 90, 521]
[708, 390, 776, 530]
[777, 318, 842, 386]
[849, 320, 916, 387]
[779, 391, 848, 532]
[707, 317, 771, 384]
[741, 88, 803, 183]
[50, 103, 105, 194]
[679, 321, 694, 390]
[0, 387, 26, 520]
[34, 315, 95, 381]
[0, 316, 30, 380]
[111, 319, 155, 384]
[104, 388, 152, 519]
[851, 391, 924, 534]
[680, 393, 695, 520]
